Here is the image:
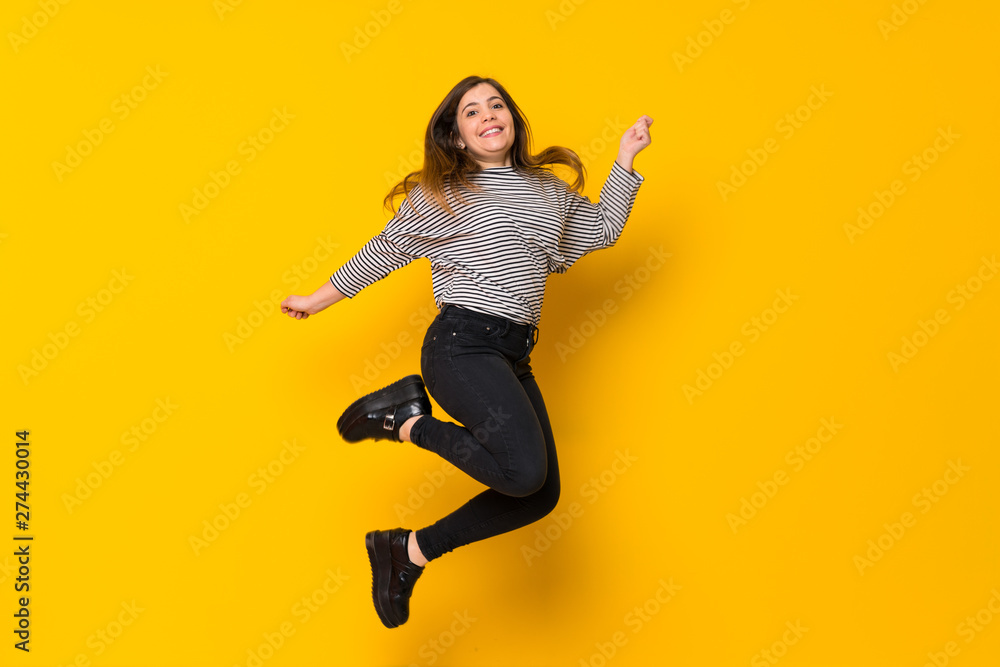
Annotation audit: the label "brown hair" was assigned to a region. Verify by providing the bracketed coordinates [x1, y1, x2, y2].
[384, 75, 586, 217]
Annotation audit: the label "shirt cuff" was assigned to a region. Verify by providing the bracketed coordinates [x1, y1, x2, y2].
[611, 159, 644, 184]
[330, 273, 356, 298]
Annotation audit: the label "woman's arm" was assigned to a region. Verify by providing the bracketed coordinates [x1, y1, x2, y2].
[550, 115, 652, 272]
[281, 200, 425, 321]
[617, 115, 653, 172]
[615, 151, 635, 173]
[280, 280, 347, 320]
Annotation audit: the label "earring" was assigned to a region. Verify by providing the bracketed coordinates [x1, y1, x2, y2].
[458, 141, 465, 149]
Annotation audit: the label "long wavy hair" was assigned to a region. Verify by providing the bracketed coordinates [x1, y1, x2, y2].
[384, 75, 586, 217]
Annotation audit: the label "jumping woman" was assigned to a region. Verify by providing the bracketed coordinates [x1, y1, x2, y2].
[280, 75, 652, 628]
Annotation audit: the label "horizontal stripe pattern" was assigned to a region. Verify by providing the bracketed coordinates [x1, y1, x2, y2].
[330, 160, 645, 326]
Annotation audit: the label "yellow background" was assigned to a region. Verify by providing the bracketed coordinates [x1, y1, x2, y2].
[3, 0, 998, 665]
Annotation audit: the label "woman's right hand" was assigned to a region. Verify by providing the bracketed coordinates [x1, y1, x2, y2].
[281, 294, 315, 320]
[280, 281, 348, 320]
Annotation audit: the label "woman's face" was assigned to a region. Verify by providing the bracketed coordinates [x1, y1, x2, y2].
[455, 82, 515, 168]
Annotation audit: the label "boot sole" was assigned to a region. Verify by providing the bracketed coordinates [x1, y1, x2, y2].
[366, 531, 400, 628]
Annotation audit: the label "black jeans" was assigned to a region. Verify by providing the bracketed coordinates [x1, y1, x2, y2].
[409, 304, 560, 562]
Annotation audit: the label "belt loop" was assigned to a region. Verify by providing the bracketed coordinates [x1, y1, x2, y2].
[526, 324, 538, 350]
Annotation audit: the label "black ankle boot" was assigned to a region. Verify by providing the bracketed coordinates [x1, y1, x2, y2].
[366, 527, 425, 628]
[337, 375, 432, 443]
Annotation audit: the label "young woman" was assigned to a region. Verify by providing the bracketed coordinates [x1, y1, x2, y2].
[281, 75, 652, 629]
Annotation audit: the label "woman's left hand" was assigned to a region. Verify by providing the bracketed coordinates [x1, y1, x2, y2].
[620, 115, 653, 158]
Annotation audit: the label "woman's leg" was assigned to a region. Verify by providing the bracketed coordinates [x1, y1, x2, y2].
[406, 317, 560, 561]
[411, 348, 548, 495]
[413, 366, 560, 561]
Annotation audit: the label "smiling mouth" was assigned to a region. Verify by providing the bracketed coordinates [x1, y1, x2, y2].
[480, 127, 503, 137]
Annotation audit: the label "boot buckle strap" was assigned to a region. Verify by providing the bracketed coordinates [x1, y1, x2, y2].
[383, 406, 396, 431]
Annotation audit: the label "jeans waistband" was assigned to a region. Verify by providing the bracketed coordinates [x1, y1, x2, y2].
[439, 303, 539, 345]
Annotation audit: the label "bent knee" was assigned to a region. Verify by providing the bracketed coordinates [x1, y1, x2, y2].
[501, 465, 546, 498]
[516, 476, 561, 527]
[505, 465, 560, 503]
[536, 476, 561, 515]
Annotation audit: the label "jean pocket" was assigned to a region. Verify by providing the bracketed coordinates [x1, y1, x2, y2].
[420, 334, 437, 392]
[449, 319, 503, 343]
[421, 323, 440, 350]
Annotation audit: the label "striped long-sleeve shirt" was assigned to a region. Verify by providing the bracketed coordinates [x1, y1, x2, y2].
[330, 160, 645, 327]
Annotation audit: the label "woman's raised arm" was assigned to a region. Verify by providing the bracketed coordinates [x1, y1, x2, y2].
[280, 280, 348, 320]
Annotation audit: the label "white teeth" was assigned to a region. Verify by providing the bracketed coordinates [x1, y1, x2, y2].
[481, 128, 501, 137]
